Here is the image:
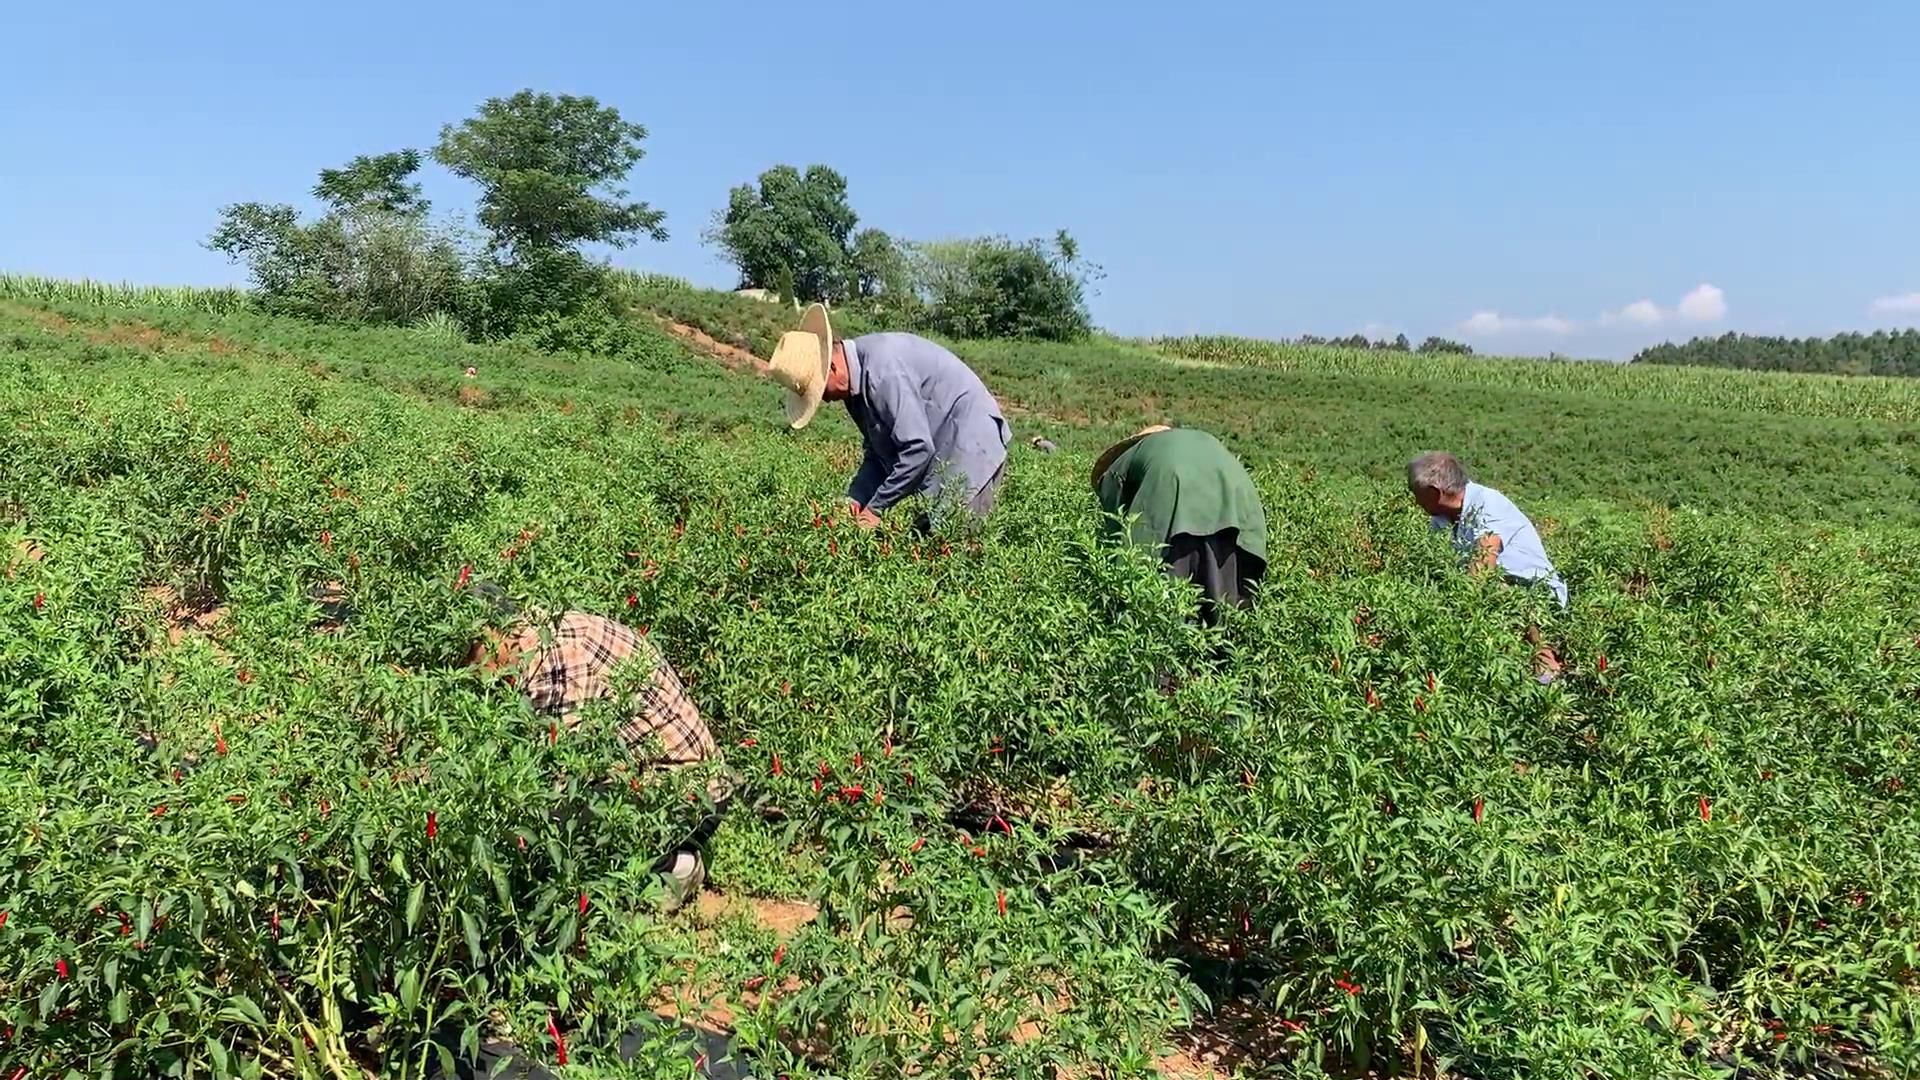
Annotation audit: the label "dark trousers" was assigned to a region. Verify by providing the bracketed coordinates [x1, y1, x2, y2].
[1164, 531, 1265, 627]
[913, 460, 1008, 535]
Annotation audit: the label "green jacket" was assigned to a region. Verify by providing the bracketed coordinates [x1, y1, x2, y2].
[1096, 428, 1268, 561]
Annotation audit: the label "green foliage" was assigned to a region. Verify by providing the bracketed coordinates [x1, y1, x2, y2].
[2, 296, 1918, 1079]
[434, 90, 666, 259]
[1635, 327, 1920, 376]
[910, 232, 1097, 342]
[312, 149, 431, 217]
[708, 164, 858, 303]
[206, 148, 473, 329]
[0, 274, 247, 314]
[1418, 335, 1475, 355]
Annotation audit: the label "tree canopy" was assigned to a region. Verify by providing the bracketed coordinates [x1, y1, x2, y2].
[1633, 330, 1920, 377]
[434, 91, 666, 259]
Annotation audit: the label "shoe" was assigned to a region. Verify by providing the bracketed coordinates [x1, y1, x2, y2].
[661, 851, 706, 914]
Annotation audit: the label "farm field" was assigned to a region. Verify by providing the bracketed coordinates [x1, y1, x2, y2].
[3, 289, 1919, 1079]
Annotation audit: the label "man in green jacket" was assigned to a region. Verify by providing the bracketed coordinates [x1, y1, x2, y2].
[1092, 425, 1268, 626]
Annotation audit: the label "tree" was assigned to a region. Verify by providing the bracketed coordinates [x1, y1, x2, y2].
[313, 150, 430, 217]
[708, 165, 862, 304]
[434, 91, 666, 259]
[1416, 336, 1475, 356]
[910, 232, 1096, 342]
[209, 152, 469, 326]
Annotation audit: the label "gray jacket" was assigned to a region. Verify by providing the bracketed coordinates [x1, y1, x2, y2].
[842, 333, 1010, 512]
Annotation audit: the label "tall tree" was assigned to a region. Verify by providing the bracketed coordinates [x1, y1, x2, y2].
[708, 164, 860, 303]
[312, 150, 430, 217]
[434, 91, 666, 259]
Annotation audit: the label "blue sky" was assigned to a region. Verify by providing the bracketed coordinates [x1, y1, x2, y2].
[4, 0, 1917, 358]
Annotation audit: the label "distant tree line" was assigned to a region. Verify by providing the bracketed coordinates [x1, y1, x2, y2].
[208, 93, 1100, 351]
[1632, 330, 1920, 377]
[1292, 333, 1475, 356]
[705, 164, 1098, 342]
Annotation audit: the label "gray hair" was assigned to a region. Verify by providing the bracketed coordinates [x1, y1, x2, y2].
[1407, 452, 1469, 493]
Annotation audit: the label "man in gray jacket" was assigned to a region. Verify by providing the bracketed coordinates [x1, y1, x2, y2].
[767, 304, 1011, 530]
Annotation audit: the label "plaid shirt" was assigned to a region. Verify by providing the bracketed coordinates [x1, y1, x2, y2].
[508, 612, 720, 771]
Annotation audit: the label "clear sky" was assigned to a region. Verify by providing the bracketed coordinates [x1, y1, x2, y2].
[4, 0, 1917, 358]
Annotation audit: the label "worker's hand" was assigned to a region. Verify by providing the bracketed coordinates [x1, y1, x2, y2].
[849, 502, 883, 530]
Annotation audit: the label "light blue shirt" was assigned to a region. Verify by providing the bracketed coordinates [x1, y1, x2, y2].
[842, 334, 1010, 513]
[1431, 482, 1568, 607]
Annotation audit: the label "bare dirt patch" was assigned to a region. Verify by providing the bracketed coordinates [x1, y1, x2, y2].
[656, 318, 769, 375]
[142, 584, 229, 647]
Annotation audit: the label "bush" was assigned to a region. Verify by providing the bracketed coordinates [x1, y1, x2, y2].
[207, 204, 473, 328]
[908, 233, 1096, 342]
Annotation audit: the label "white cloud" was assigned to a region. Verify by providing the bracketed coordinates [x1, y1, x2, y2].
[1459, 311, 1573, 336]
[1616, 299, 1664, 325]
[1870, 292, 1920, 315]
[1460, 283, 1724, 342]
[1676, 283, 1727, 322]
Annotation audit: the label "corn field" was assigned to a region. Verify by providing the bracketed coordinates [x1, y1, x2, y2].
[0, 273, 251, 315]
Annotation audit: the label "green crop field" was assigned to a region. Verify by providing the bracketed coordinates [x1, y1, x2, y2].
[3, 289, 1918, 1080]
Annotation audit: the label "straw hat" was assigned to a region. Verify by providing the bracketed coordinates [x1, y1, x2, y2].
[767, 303, 833, 429]
[1090, 425, 1172, 490]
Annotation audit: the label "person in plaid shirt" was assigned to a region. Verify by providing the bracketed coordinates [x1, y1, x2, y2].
[463, 582, 730, 911]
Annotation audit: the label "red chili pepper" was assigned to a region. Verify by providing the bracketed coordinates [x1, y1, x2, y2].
[1414, 694, 1427, 713]
[1698, 797, 1712, 822]
[772, 944, 786, 965]
[819, 760, 831, 777]
[841, 785, 864, 801]
[578, 892, 589, 915]
[56, 959, 69, 979]
[33, 592, 45, 611]
[319, 798, 331, 818]
[1243, 768, 1255, 788]
[771, 753, 783, 777]
[625, 593, 637, 608]
[780, 680, 791, 696]
[0, 910, 8, 929]
[1473, 797, 1484, 823]
[1281, 1019, 1305, 1033]
[548, 720, 558, 747]
[426, 811, 438, 840]
[454, 564, 472, 591]
[910, 836, 925, 853]
[638, 624, 649, 636]
[151, 804, 167, 817]
[321, 530, 332, 550]
[972, 846, 987, 858]
[853, 750, 863, 770]
[1334, 974, 1363, 995]
[1241, 910, 1252, 934]
[213, 721, 228, 756]
[546, 1013, 568, 1065]
[271, 909, 281, 938]
[517, 835, 527, 850]
[1597, 653, 1609, 673]
[884, 736, 894, 758]
[991, 815, 1011, 835]
[812, 777, 823, 793]
[738, 737, 758, 748]
[828, 538, 838, 555]
[236, 668, 252, 684]
[1364, 685, 1381, 709]
[116, 910, 131, 936]
[997, 890, 1007, 916]
[1426, 672, 1437, 692]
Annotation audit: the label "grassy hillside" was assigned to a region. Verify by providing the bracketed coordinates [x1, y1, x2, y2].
[4, 292, 1918, 1079]
[616, 285, 1920, 527]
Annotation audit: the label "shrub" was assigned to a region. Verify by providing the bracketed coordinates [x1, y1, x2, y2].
[908, 232, 1096, 342]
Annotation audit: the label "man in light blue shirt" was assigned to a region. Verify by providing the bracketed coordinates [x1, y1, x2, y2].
[766, 305, 1010, 531]
[1408, 451, 1567, 678]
